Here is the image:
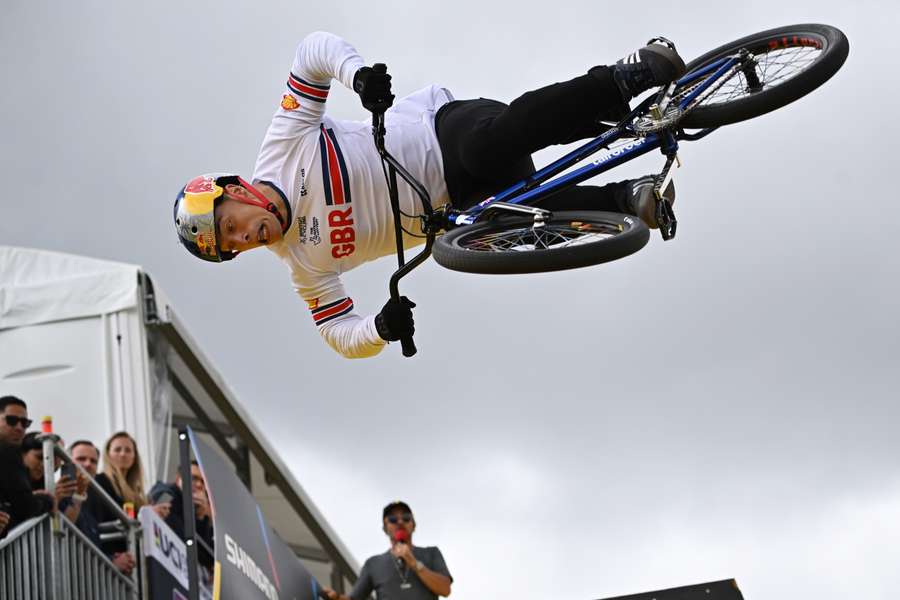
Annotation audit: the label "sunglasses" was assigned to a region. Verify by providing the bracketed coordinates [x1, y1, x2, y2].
[4, 415, 33, 429]
[386, 514, 412, 525]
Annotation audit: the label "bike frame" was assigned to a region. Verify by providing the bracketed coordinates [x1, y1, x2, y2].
[446, 55, 739, 227]
[372, 53, 744, 356]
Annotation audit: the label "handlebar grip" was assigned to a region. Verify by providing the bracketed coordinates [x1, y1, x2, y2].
[400, 335, 417, 357]
[373, 62, 387, 74]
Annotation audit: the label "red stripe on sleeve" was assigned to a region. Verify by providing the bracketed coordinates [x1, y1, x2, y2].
[288, 75, 329, 99]
[313, 298, 353, 323]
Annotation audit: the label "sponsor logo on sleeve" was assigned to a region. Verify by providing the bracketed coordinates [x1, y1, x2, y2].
[281, 94, 300, 111]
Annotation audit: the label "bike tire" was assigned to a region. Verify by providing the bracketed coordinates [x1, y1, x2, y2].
[432, 211, 649, 275]
[677, 23, 848, 129]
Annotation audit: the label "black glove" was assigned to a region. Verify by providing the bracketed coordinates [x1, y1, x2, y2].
[353, 63, 394, 113]
[375, 297, 416, 341]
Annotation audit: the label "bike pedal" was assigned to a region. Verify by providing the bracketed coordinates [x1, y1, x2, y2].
[655, 198, 677, 240]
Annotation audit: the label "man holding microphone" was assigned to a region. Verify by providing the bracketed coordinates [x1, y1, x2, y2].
[322, 501, 452, 599]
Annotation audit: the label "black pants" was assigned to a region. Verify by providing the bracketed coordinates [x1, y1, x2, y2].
[435, 65, 631, 212]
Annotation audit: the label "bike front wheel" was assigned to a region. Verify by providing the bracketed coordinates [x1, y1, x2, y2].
[432, 211, 649, 275]
[676, 23, 849, 129]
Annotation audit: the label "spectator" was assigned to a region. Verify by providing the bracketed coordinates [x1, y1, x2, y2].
[322, 501, 452, 600]
[94, 431, 148, 556]
[20, 432, 85, 524]
[96, 431, 148, 510]
[20, 432, 45, 489]
[0, 395, 54, 533]
[70, 439, 136, 575]
[149, 461, 214, 566]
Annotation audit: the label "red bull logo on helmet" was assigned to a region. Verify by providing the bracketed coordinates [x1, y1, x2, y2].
[182, 176, 224, 216]
[185, 176, 216, 194]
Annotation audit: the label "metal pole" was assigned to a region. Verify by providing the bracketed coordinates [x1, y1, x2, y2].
[178, 430, 200, 600]
[127, 522, 140, 600]
[39, 435, 59, 600]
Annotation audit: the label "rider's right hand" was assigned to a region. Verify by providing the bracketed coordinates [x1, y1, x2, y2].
[375, 296, 416, 341]
[354, 64, 394, 113]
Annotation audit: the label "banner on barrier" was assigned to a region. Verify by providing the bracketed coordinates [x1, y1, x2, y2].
[188, 428, 321, 600]
[140, 505, 189, 589]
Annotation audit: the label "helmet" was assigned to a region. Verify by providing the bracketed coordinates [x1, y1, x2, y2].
[173, 173, 287, 263]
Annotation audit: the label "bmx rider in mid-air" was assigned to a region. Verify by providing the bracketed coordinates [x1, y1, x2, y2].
[173, 31, 683, 358]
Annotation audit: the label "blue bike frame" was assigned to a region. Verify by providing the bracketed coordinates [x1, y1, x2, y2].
[444, 55, 739, 227]
[371, 54, 742, 356]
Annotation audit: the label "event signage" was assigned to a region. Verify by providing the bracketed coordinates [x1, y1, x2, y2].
[188, 428, 321, 600]
[140, 505, 189, 589]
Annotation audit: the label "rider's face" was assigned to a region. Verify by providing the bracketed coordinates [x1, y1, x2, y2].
[215, 184, 284, 254]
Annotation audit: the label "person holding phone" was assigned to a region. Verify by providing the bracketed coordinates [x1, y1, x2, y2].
[20, 432, 86, 523]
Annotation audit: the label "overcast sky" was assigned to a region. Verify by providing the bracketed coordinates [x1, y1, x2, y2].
[2, 1, 898, 599]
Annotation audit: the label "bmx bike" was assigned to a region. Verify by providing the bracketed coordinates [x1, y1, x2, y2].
[370, 23, 849, 356]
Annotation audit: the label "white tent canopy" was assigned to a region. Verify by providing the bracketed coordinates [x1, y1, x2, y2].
[0, 246, 140, 330]
[0, 245, 358, 591]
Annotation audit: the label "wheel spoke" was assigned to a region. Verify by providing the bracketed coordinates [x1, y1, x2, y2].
[674, 40, 826, 109]
[458, 221, 621, 253]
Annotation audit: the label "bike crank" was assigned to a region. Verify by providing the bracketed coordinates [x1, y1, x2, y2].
[654, 153, 680, 241]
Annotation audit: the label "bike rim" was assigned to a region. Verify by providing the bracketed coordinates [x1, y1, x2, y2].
[455, 220, 624, 252]
[674, 32, 829, 108]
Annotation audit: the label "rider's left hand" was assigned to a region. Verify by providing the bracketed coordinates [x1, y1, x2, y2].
[354, 64, 394, 113]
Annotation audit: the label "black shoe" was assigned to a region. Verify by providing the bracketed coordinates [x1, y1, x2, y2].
[613, 41, 687, 101]
[621, 175, 675, 229]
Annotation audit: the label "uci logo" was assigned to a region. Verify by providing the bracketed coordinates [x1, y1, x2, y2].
[154, 522, 186, 571]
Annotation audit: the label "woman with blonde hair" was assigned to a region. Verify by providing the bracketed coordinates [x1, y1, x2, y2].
[92, 431, 162, 559]
[96, 431, 147, 511]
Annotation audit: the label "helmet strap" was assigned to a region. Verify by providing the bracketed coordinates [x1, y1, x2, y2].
[233, 177, 289, 233]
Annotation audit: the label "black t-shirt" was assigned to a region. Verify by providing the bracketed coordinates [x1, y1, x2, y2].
[0, 442, 53, 534]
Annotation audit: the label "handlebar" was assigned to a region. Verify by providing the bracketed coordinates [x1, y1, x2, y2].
[367, 63, 435, 358]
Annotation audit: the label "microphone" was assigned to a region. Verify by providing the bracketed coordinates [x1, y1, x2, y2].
[393, 529, 409, 544]
[393, 529, 409, 568]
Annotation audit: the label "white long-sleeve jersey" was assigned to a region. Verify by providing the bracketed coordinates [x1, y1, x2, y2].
[252, 32, 453, 358]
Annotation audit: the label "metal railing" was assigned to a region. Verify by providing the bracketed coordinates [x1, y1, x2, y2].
[0, 516, 51, 600]
[58, 513, 137, 600]
[0, 514, 139, 600]
[0, 432, 143, 600]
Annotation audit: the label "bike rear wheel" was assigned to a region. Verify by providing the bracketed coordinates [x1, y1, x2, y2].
[676, 23, 848, 129]
[432, 211, 649, 274]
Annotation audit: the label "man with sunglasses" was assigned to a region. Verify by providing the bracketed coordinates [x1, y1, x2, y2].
[0, 395, 55, 535]
[322, 501, 452, 600]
